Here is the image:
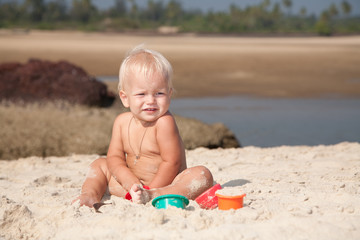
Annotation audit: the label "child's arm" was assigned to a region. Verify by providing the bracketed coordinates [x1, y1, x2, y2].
[148, 113, 185, 188]
[106, 114, 141, 191]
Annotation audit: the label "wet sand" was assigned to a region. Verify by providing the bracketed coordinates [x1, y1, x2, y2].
[0, 30, 359, 98]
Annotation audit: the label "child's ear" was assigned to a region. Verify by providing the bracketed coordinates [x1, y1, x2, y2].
[119, 90, 129, 108]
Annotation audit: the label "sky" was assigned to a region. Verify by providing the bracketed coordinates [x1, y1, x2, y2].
[89, 0, 360, 16]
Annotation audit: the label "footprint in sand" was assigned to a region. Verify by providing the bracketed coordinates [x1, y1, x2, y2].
[31, 175, 70, 187]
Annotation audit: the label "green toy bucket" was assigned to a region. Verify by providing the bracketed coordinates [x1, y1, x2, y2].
[152, 194, 189, 209]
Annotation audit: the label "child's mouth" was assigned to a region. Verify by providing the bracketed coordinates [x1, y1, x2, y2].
[144, 108, 157, 112]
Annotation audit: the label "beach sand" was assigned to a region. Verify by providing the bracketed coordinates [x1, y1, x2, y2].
[0, 30, 360, 98]
[1, 142, 359, 239]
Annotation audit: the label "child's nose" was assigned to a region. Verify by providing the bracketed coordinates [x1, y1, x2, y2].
[146, 95, 156, 104]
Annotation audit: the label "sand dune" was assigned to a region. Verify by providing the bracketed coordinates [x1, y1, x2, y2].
[1, 142, 359, 239]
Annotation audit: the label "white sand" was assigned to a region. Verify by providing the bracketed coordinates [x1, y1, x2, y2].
[216, 187, 246, 197]
[1, 142, 359, 239]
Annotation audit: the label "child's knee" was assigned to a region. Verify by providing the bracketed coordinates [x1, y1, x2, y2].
[90, 158, 106, 168]
[194, 166, 214, 186]
[89, 158, 109, 176]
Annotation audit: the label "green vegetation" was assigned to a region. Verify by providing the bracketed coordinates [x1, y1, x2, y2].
[0, 0, 359, 35]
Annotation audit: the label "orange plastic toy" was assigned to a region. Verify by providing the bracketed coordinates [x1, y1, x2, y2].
[215, 192, 246, 210]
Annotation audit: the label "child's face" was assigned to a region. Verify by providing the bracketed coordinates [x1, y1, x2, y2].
[120, 70, 172, 123]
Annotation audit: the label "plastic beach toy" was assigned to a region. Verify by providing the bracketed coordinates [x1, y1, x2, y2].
[215, 192, 246, 210]
[152, 194, 189, 209]
[195, 183, 222, 209]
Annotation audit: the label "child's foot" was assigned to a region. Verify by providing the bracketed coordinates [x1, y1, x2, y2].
[72, 192, 99, 207]
[129, 184, 151, 204]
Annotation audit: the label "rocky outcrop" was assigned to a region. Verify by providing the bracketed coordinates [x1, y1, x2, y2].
[0, 59, 115, 107]
[175, 115, 240, 149]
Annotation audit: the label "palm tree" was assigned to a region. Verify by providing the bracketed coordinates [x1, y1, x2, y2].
[341, 0, 352, 17]
[71, 0, 97, 23]
[165, 0, 182, 25]
[299, 7, 307, 18]
[128, 0, 138, 19]
[112, 0, 127, 17]
[23, 0, 46, 22]
[282, 0, 292, 15]
[261, 0, 271, 10]
[328, 3, 339, 18]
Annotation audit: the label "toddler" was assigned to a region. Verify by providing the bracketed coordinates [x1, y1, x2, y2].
[74, 46, 213, 207]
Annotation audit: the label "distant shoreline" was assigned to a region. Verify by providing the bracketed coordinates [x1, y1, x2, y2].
[2, 28, 360, 38]
[1, 30, 360, 99]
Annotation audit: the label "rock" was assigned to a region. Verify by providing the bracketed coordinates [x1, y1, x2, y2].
[0, 59, 115, 107]
[175, 115, 240, 149]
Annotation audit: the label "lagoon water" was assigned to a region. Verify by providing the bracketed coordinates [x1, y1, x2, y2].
[170, 96, 360, 147]
[98, 77, 360, 147]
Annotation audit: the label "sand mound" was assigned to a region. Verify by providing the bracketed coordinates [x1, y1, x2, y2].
[1, 142, 359, 239]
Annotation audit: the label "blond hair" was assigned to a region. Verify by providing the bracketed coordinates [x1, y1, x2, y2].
[118, 45, 173, 91]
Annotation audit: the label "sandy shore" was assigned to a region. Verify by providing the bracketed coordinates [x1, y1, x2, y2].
[0, 30, 360, 98]
[1, 142, 359, 239]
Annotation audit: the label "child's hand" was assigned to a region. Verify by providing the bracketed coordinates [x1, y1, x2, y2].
[72, 192, 98, 208]
[129, 184, 150, 204]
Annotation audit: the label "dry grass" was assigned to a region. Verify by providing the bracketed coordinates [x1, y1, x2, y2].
[0, 101, 122, 160]
[0, 100, 238, 160]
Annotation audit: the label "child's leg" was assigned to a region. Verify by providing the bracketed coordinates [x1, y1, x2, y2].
[73, 158, 110, 207]
[130, 166, 213, 204]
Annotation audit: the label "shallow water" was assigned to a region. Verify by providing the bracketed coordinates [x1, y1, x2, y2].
[98, 76, 360, 147]
[170, 96, 360, 147]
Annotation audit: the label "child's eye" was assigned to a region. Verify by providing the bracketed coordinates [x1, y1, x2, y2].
[136, 93, 145, 96]
[156, 92, 165, 96]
